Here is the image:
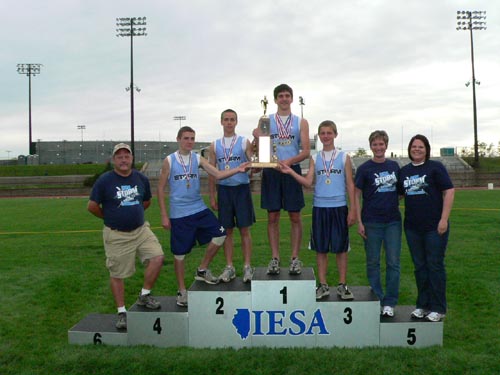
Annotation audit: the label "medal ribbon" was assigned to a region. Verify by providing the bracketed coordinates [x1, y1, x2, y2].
[177, 151, 192, 185]
[222, 135, 237, 167]
[321, 149, 337, 178]
[276, 114, 292, 139]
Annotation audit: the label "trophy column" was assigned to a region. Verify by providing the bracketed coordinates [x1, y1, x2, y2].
[251, 96, 278, 168]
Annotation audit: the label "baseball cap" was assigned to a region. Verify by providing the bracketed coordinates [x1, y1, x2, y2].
[112, 143, 132, 156]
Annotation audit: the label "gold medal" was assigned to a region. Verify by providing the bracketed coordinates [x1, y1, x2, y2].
[186, 181, 190, 188]
[225, 164, 230, 170]
[322, 149, 336, 186]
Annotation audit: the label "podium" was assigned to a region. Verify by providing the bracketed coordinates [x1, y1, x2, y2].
[188, 278, 252, 348]
[69, 267, 443, 348]
[68, 313, 128, 346]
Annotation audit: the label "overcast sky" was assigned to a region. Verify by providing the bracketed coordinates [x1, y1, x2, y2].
[1, 0, 498, 159]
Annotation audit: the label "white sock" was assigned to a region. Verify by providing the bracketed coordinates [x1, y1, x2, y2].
[117, 306, 127, 314]
[141, 288, 151, 296]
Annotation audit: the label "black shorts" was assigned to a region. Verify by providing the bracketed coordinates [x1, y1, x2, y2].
[310, 206, 350, 253]
[261, 165, 305, 212]
[217, 184, 255, 229]
[170, 209, 226, 255]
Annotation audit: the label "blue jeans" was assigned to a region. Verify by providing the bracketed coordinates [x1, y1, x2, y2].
[405, 227, 449, 314]
[363, 221, 402, 307]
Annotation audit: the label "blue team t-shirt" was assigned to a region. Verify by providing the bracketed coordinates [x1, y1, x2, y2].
[398, 160, 453, 232]
[90, 169, 151, 231]
[354, 159, 401, 223]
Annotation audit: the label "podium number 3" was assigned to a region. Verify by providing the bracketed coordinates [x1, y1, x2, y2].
[343, 307, 353, 324]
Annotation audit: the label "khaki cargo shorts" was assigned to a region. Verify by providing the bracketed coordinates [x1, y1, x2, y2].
[103, 222, 163, 278]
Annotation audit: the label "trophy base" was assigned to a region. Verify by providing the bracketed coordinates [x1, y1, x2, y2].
[251, 162, 279, 168]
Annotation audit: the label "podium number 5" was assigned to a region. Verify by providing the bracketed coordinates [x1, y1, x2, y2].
[407, 328, 417, 345]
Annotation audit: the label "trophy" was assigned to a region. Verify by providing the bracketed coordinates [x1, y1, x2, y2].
[251, 96, 278, 168]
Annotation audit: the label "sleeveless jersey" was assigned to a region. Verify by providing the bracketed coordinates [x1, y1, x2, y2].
[269, 113, 301, 164]
[168, 151, 207, 218]
[312, 150, 347, 208]
[214, 135, 250, 186]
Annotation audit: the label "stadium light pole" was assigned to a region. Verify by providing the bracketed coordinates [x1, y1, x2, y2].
[116, 17, 147, 162]
[77, 125, 86, 143]
[298, 96, 305, 118]
[456, 10, 486, 167]
[17, 63, 42, 155]
[173, 116, 186, 128]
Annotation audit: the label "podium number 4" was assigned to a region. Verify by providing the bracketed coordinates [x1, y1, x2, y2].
[153, 318, 162, 335]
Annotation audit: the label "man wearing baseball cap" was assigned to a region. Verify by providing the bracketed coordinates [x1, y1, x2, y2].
[88, 143, 164, 329]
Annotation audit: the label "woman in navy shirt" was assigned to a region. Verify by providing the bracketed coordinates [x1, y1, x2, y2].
[399, 134, 455, 322]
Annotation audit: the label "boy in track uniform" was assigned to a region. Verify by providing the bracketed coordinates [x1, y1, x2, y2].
[208, 109, 256, 283]
[280, 120, 356, 300]
[87, 143, 165, 329]
[253, 83, 310, 275]
[157, 126, 250, 307]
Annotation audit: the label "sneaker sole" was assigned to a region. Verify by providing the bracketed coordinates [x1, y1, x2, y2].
[220, 275, 236, 283]
[243, 276, 253, 283]
[289, 270, 302, 275]
[267, 269, 280, 275]
[316, 292, 330, 300]
[176, 302, 188, 307]
[136, 302, 161, 309]
[337, 294, 354, 301]
[195, 276, 219, 284]
[411, 312, 427, 319]
[136, 298, 161, 309]
[426, 315, 445, 322]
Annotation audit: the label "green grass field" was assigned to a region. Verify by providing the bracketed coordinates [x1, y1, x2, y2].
[1, 190, 499, 374]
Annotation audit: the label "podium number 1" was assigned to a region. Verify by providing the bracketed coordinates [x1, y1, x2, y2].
[280, 286, 287, 304]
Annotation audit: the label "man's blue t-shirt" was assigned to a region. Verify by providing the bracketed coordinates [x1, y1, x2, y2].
[90, 169, 151, 231]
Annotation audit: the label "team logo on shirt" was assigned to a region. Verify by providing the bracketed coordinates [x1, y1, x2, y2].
[317, 168, 342, 176]
[373, 171, 397, 193]
[115, 185, 141, 206]
[217, 156, 242, 163]
[173, 173, 198, 181]
[403, 175, 428, 195]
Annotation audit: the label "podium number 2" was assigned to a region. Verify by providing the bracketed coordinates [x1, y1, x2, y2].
[216, 297, 224, 315]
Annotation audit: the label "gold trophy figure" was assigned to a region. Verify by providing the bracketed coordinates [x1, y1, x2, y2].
[251, 96, 278, 168]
